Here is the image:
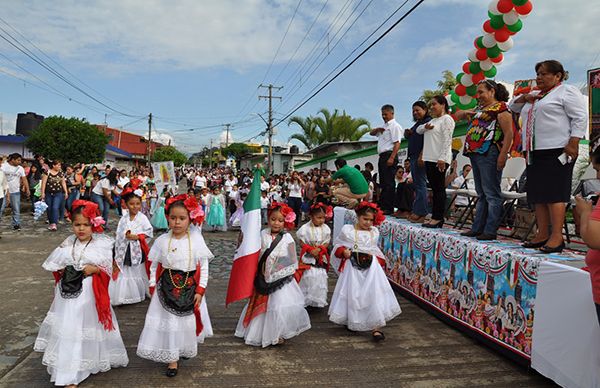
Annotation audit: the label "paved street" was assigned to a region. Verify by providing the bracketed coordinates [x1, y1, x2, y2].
[0, 212, 554, 387]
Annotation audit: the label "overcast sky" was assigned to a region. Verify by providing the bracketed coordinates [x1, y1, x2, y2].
[1, 0, 598, 153]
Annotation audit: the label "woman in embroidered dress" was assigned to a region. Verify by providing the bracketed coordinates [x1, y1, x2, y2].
[235, 202, 311, 347]
[34, 200, 128, 387]
[295, 202, 332, 308]
[150, 187, 169, 230]
[457, 80, 513, 241]
[329, 202, 402, 341]
[206, 186, 227, 231]
[136, 194, 213, 378]
[109, 185, 154, 305]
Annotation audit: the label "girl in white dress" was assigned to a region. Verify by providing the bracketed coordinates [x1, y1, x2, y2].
[295, 202, 332, 308]
[109, 186, 154, 305]
[34, 200, 128, 387]
[329, 201, 401, 341]
[136, 194, 213, 378]
[235, 202, 311, 347]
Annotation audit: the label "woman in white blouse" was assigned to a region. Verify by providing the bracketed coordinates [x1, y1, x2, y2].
[509, 60, 588, 253]
[417, 95, 455, 228]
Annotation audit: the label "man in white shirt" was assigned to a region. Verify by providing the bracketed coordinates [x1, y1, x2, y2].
[370, 104, 403, 214]
[194, 172, 207, 189]
[260, 176, 270, 192]
[0, 156, 9, 235]
[1, 153, 29, 230]
[450, 164, 473, 207]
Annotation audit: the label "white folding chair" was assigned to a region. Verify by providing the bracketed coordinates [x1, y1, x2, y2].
[565, 164, 599, 242]
[500, 157, 527, 228]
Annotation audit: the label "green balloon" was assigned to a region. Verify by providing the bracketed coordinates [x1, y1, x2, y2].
[487, 45, 502, 58]
[512, 0, 528, 6]
[456, 102, 469, 111]
[469, 61, 481, 74]
[466, 84, 477, 96]
[507, 19, 523, 33]
[476, 36, 485, 49]
[490, 15, 505, 30]
[484, 66, 497, 78]
[450, 91, 460, 104]
[456, 72, 464, 84]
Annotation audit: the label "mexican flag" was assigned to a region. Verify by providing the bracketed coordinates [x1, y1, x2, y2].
[225, 167, 263, 305]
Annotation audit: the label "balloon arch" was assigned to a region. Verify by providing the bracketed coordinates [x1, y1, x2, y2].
[448, 0, 534, 111]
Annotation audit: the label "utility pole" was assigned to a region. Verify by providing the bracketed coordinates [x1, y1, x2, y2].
[259, 84, 282, 176]
[147, 113, 152, 165]
[209, 139, 213, 169]
[224, 123, 231, 148]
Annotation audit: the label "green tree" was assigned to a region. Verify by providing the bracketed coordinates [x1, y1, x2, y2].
[288, 108, 370, 149]
[421, 70, 457, 104]
[222, 142, 250, 160]
[151, 145, 188, 166]
[26, 116, 109, 165]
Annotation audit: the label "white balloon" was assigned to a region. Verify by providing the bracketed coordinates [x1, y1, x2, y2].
[460, 73, 474, 87]
[482, 34, 497, 48]
[480, 59, 494, 71]
[459, 95, 473, 105]
[446, 94, 455, 106]
[488, 0, 501, 15]
[503, 10, 520, 25]
[468, 49, 478, 62]
[497, 37, 514, 51]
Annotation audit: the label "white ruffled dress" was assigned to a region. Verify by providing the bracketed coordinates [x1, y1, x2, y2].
[136, 229, 214, 363]
[235, 229, 311, 347]
[34, 234, 129, 386]
[296, 221, 331, 307]
[328, 224, 401, 331]
[109, 211, 153, 305]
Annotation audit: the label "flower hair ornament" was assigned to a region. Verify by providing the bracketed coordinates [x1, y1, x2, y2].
[354, 201, 386, 226]
[165, 194, 205, 225]
[268, 201, 296, 229]
[310, 202, 333, 220]
[71, 200, 105, 233]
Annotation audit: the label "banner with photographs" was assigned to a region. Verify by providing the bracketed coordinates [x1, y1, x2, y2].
[589, 68, 600, 140]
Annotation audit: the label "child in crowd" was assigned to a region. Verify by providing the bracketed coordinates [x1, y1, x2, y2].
[200, 187, 210, 213]
[329, 202, 401, 341]
[206, 186, 227, 232]
[137, 195, 213, 377]
[150, 187, 169, 230]
[295, 203, 332, 308]
[110, 186, 154, 306]
[34, 200, 128, 387]
[235, 202, 311, 347]
[148, 182, 158, 212]
[260, 190, 270, 225]
[229, 191, 247, 228]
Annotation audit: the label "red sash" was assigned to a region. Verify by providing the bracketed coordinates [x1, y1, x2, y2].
[294, 244, 330, 282]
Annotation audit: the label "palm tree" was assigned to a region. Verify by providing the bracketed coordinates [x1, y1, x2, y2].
[288, 108, 370, 149]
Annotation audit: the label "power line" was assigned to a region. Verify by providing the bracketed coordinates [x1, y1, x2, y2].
[274, 0, 425, 127]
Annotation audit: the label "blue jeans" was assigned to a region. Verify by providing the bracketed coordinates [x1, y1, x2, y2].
[469, 147, 503, 236]
[410, 157, 428, 216]
[91, 193, 110, 225]
[5, 192, 21, 227]
[45, 192, 65, 225]
[66, 189, 80, 212]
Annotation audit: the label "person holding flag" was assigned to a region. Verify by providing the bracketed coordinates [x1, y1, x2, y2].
[228, 166, 310, 347]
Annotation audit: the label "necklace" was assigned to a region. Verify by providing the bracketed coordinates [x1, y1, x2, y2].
[309, 222, 322, 245]
[353, 224, 373, 252]
[72, 237, 93, 265]
[167, 231, 193, 289]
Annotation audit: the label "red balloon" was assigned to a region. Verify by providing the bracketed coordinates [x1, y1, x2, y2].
[455, 84, 467, 96]
[476, 48, 488, 61]
[497, 0, 514, 13]
[462, 62, 472, 74]
[472, 72, 485, 83]
[515, 1, 532, 15]
[490, 53, 504, 63]
[483, 20, 494, 34]
[494, 29, 510, 42]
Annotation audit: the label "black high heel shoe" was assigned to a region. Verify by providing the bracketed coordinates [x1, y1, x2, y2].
[539, 242, 565, 254]
[424, 220, 444, 229]
[522, 239, 549, 249]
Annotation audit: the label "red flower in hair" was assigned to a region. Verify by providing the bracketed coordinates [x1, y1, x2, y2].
[310, 202, 333, 220]
[355, 201, 386, 226]
[165, 194, 205, 225]
[71, 200, 105, 233]
[268, 201, 296, 229]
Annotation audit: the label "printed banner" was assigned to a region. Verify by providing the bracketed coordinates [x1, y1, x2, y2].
[151, 161, 176, 191]
[589, 68, 600, 140]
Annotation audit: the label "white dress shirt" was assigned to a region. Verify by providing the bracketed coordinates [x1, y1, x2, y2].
[376, 118, 403, 154]
[509, 83, 588, 150]
[417, 114, 455, 164]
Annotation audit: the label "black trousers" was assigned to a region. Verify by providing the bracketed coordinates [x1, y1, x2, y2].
[425, 161, 447, 221]
[395, 182, 414, 212]
[378, 151, 398, 212]
[287, 196, 302, 227]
